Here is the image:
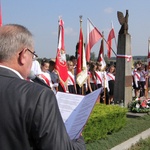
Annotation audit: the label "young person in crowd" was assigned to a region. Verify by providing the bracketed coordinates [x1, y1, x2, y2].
[39, 59, 53, 88]
[107, 65, 115, 104]
[133, 67, 141, 98]
[139, 64, 147, 97]
[86, 62, 97, 94]
[67, 60, 77, 94]
[49, 59, 59, 93]
[31, 59, 41, 76]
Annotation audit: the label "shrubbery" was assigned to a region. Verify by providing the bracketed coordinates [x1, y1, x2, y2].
[82, 103, 128, 143]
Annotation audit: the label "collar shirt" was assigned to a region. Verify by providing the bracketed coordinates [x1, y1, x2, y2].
[0, 65, 24, 79]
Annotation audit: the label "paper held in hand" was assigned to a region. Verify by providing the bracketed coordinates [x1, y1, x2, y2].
[56, 88, 102, 140]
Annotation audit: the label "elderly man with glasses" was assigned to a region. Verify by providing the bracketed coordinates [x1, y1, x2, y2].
[0, 24, 86, 150]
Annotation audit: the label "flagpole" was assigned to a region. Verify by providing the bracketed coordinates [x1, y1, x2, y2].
[146, 38, 150, 98]
[101, 31, 106, 104]
[79, 15, 84, 95]
[87, 18, 117, 57]
[102, 31, 104, 57]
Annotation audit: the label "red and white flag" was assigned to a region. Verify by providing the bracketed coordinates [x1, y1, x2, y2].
[97, 39, 106, 70]
[107, 23, 116, 59]
[55, 18, 68, 92]
[147, 38, 150, 68]
[76, 27, 87, 87]
[0, 1, 2, 27]
[86, 18, 102, 62]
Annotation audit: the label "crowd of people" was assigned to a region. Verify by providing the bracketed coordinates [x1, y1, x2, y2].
[31, 55, 117, 105]
[132, 61, 149, 99]
[31, 55, 150, 106]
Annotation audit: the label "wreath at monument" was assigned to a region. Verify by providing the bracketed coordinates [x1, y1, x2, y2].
[129, 98, 150, 113]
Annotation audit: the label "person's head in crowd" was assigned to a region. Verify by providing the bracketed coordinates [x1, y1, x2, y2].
[137, 67, 141, 72]
[49, 59, 55, 72]
[0, 24, 37, 79]
[96, 62, 102, 71]
[69, 55, 77, 67]
[136, 61, 142, 68]
[89, 62, 96, 72]
[67, 60, 74, 74]
[41, 58, 49, 72]
[108, 65, 115, 74]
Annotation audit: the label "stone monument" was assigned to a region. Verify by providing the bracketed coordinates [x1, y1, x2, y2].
[113, 10, 132, 107]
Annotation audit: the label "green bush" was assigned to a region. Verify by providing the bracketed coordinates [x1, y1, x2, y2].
[83, 103, 128, 143]
[85, 112, 150, 150]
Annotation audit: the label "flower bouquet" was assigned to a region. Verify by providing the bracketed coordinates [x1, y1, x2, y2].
[129, 97, 150, 113]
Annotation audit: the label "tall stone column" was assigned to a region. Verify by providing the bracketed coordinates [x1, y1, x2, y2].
[113, 34, 132, 107]
[114, 10, 132, 107]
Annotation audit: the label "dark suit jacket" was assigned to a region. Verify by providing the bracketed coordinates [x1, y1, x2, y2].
[0, 67, 86, 150]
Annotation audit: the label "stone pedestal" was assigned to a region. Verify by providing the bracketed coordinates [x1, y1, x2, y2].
[114, 34, 132, 107]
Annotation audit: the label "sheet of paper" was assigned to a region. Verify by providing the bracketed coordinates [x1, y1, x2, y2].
[56, 88, 102, 140]
[56, 92, 84, 122]
[66, 88, 101, 139]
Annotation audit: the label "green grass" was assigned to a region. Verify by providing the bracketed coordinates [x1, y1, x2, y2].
[85, 114, 150, 150]
[129, 136, 150, 150]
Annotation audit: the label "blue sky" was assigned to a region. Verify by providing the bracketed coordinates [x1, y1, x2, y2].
[2, 0, 150, 59]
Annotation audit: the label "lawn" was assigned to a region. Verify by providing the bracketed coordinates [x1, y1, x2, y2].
[85, 113, 150, 150]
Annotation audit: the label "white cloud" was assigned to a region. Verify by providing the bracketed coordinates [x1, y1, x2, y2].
[52, 27, 77, 36]
[65, 27, 77, 36]
[104, 7, 113, 14]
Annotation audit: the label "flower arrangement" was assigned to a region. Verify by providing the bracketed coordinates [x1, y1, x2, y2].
[129, 98, 150, 113]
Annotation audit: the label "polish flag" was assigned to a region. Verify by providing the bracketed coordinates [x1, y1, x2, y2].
[97, 39, 106, 70]
[147, 38, 150, 68]
[86, 18, 102, 62]
[0, 1, 2, 27]
[107, 24, 115, 59]
[55, 18, 68, 92]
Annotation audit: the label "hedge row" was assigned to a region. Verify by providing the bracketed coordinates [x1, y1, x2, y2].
[82, 103, 128, 143]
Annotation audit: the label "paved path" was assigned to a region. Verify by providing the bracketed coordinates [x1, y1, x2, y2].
[111, 128, 150, 150]
[111, 111, 150, 150]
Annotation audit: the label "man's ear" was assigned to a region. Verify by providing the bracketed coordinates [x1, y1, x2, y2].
[18, 49, 27, 65]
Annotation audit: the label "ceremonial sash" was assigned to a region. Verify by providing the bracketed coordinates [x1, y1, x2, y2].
[134, 72, 140, 80]
[141, 70, 145, 78]
[40, 74, 50, 86]
[88, 72, 97, 84]
[107, 73, 115, 81]
[95, 72, 102, 84]
[68, 74, 76, 88]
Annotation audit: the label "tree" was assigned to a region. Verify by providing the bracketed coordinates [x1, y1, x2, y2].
[90, 52, 96, 61]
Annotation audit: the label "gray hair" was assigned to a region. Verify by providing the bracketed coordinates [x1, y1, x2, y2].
[0, 24, 34, 61]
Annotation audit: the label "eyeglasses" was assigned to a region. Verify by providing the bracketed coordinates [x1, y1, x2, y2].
[27, 49, 38, 59]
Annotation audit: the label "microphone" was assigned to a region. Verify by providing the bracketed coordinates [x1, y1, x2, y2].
[28, 71, 51, 89]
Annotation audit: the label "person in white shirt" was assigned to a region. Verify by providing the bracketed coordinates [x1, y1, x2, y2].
[140, 64, 147, 97]
[31, 59, 41, 76]
[133, 67, 141, 98]
[67, 60, 77, 94]
[107, 65, 115, 104]
[39, 59, 56, 93]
